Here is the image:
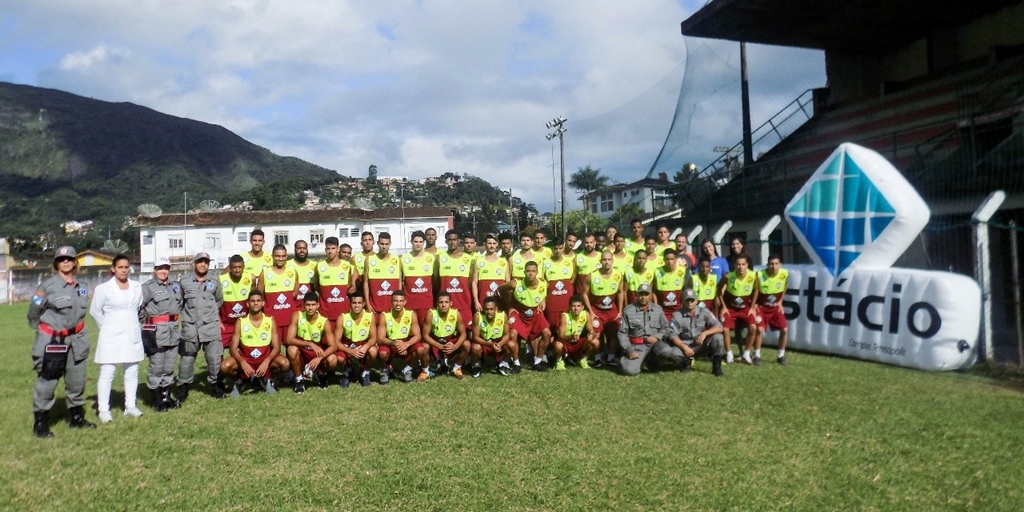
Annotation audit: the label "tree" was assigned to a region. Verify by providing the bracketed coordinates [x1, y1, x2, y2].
[548, 209, 606, 239]
[367, 164, 378, 184]
[608, 203, 644, 230]
[569, 165, 608, 214]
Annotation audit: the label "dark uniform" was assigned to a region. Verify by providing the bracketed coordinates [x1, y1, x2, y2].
[176, 254, 225, 401]
[28, 246, 96, 437]
[616, 284, 680, 376]
[669, 294, 726, 376]
[141, 263, 183, 411]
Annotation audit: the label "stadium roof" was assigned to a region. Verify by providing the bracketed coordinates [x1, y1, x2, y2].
[135, 207, 453, 227]
[680, 0, 1019, 52]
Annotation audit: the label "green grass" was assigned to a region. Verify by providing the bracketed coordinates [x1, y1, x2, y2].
[2, 302, 1023, 510]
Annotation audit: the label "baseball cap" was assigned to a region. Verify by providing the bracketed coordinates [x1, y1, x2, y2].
[54, 246, 77, 260]
[683, 288, 697, 301]
[154, 257, 172, 268]
[194, 252, 211, 262]
[637, 283, 652, 294]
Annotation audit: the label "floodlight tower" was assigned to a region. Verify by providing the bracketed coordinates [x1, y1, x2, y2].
[546, 116, 568, 243]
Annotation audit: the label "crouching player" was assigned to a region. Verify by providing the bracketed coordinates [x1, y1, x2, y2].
[552, 295, 600, 370]
[499, 261, 550, 373]
[334, 294, 379, 387]
[469, 297, 516, 377]
[377, 291, 429, 383]
[285, 292, 339, 394]
[755, 254, 790, 366]
[422, 292, 470, 380]
[221, 291, 289, 396]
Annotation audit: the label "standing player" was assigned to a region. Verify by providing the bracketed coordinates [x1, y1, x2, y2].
[424, 227, 440, 255]
[335, 294, 378, 387]
[498, 232, 516, 258]
[755, 254, 790, 366]
[436, 230, 474, 328]
[574, 233, 601, 281]
[533, 229, 553, 260]
[259, 244, 300, 346]
[354, 231, 376, 286]
[363, 232, 401, 315]
[719, 253, 758, 365]
[219, 255, 251, 349]
[499, 261, 550, 373]
[692, 257, 719, 311]
[509, 231, 543, 280]
[581, 251, 625, 368]
[242, 229, 273, 283]
[654, 251, 691, 321]
[471, 234, 509, 312]
[624, 218, 645, 256]
[316, 237, 357, 329]
[290, 240, 318, 300]
[463, 234, 479, 264]
[285, 292, 339, 393]
[376, 291, 428, 383]
[552, 295, 600, 370]
[610, 233, 632, 274]
[625, 250, 657, 304]
[469, 297, 517, 377]
[222, 291, 289, 396]
[177, 252, 225, 402]
[653, 225, 676, 265]
[542, 240, 576, 332]
[401, 231, 436, 324]
[422, 292, 469, 379]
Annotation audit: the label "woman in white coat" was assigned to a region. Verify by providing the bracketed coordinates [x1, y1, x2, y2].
[90, 254, 145, 423]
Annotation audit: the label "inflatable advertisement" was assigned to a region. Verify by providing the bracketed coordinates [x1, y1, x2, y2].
[780, 143, 980, 371]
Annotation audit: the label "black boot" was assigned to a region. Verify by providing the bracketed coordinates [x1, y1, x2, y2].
[162, 386, 180, 409]
[68, 406, 96, 429]
[712, 355, 724, 377]
[211, 377, 226, 399]
[175, 383, 190, 406]
[33, 411, 53, 438]
[681, 357, 693, 373]
[153, 388, 169, 413]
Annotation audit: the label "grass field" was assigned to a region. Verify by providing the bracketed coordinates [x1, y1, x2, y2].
[1, 302, 1023, 510]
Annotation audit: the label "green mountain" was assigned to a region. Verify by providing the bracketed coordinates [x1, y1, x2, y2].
[0, 81, 340, 247]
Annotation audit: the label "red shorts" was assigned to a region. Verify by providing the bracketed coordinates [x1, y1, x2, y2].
[758, 306, 787, 331]
[380, 341, 424, 363]
[545, 309, 565, 329]
[508, 310, 550, 341]
[299, 343, 332, 365]
[239, 346, 271, 368]
[560, 337, 589, 358]
[430, 337, 465, 360]
[590, 307, 620, 334]
[220, 325, 235, 348]
[722, 308, 757, 331]
[477, 342, 504, 361]
[699, 299, 715, 311]
[276, 325, 289, 348]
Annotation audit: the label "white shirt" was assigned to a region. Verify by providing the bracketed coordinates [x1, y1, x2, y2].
[91, 277, 145, 364]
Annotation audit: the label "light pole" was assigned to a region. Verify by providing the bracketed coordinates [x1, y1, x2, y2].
[546, 116, 567, 243]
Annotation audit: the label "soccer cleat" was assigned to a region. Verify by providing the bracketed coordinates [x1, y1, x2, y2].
[339, 374, 351, 389]
[69, 406, 96, 429]
[470, 363, 482, 378]
[511, 362, 522, 375]
[124, 407, 144, 418]
[531, 363, 548, 373]
[777, 356, 789, 366]
[497, 362, 511, 376]
[578, 357, 590, 369]
[229, 383, 242, 398]
[263, 378, 278, 395]
[294, 380, 307, 394]
[320, 371, 334, 389]
[33, 411, 53, 438]
[401, 367, 415, 383]
[452, 367, 465, 380]
[379, 368, 391, 385]
[98, 411, 113, 424]
[554, 359, 566, 371]
[725, 352, 734, 364]
[607, 354, 619, 367]
[416, 370, 431, 382]
[753, 355, 762, 366]
[741, 353, 753, 365]
[592, 357, 605, 368]
[360, 370, 371, 387]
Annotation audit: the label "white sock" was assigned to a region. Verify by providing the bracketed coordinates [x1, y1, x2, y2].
[499, 360, 510, 367]
[124, 363, 139, 409]
[97, 364, 116, 413]
[778, 349, 786, 357]
[513, 359, 520, 365]
[296, 376, 303, 382]
[402, 365, 412, 373]
[606, 353, 615, 362]
[534, 356, 543, 365]
[754, 349, 761, 358]
[742, 350, 750, 358]
[452, 363, 461, 371]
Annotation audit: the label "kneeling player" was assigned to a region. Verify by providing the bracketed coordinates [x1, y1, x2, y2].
[377, 291, 429, 383]
[422, 292, 470, 380]
[221, 291, 289, 396]
[334, 294, 379, 387]
[285, 292, 339, 393]
[469, 297, 517, 377]
[553, 295, 600, 370]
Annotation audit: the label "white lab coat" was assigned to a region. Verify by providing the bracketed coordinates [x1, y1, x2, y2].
[91, 277, 145, 364]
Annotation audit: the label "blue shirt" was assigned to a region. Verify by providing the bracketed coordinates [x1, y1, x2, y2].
[709, 256, 729, 283]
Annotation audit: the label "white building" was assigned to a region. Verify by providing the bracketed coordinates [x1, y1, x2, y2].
[135, 207, 453, 271]
[584, 173, 675, 219]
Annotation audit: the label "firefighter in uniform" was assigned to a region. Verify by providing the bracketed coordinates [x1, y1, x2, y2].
[177, 252, 225, 402]
[140, 257, 183, 412]
[29, 246, 96, 437]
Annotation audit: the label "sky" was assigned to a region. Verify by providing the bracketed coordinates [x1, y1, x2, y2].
[1, 0, 825, 212]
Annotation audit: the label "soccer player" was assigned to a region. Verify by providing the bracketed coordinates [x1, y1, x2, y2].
[222, 291, 289, 396]
[363, 232, 401, 315]
[644, 235, 659, 266]
[510, 231, 543, 280]
[624, 218, 645, 256]
[285, 292, 339, 393]
[376, 291, 428, 383]
[610, 233, 632, 274]
[469, 296, 517, 377]
[354, 231, 376, 287]
[463, 233, 479, 264]
[719, 253, 758, 365]
[581, 250, 625, 368]
[290, 239, 318, 299]
[499, 261, 550, 373]
[424, 227, 439, 255]
[335, 294, 379, 387]
[692, 256, 719, 311]
[401, 231, 436, 324]
[625, 250, 657, 304]
[498, 231, 516, 258]
[258, 244, 300, 345]
[755, 254, 790, 366]
[533, 228, 553, 260]
[654, 251, 691, 321]
[542, 240, 576, 330]
[436, 230, 474, 328]
[422, 292, 469, 379]
[574, 233, 601, 283]
[472, 234, 509, 312]
[316, 237, 357, 328]
[242, 229, 273, 283]
[552, 295, 600, 370]
[219, 255, 251, 349]
[339, 243, 354, 261]
[565, 232, 580, 254]
[654, 225, 676, 264]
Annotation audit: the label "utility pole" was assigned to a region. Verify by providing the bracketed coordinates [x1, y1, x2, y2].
[546, 116, 568, 243]
[740, 42, 753, 168]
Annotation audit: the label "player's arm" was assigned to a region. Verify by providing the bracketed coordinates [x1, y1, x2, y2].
[471, 266, 482, 311]
[320, 321, 338, 357]
[750, 277, 760, 314]
[260, 317, 279, 377]
[556, 313, 568, 343]
[718, 281, 729, 318]
[290, 270, 301, 300]
[496, 320, 512, 350]
[615, 274, 626, 317]
[285, 311, 302, 346]
[580, 277, 595, 314]
[471, 319, 487, 346]
[497, 279, 516, 306]
[407, 315, 422, 345]
[347, 264, 357, 295]
[451, 311, 468, 349]
[362, 260, 374, 314]
[257, 270, 267, 295]
[377, 313, 391, 347]
[231, 319, 252, 377]
[422, 313, 442, 350]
